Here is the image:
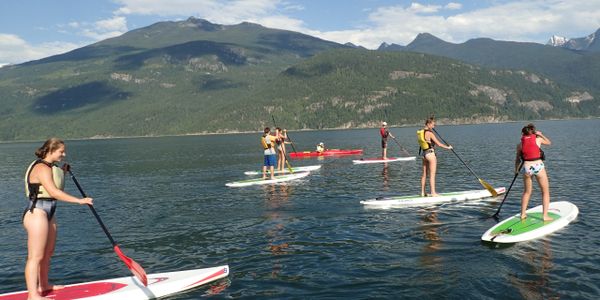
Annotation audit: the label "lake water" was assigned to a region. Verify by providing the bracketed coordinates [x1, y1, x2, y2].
[1, 119, 599, 299]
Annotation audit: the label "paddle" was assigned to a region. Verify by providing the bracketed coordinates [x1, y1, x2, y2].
[271, 115, 298, 153]
[431, 128, 498, 197]
[271, 116, 294, 173]
[390, 136, 411, 156]
[491, 161, 524, 220]
[67, 168, 148, 286]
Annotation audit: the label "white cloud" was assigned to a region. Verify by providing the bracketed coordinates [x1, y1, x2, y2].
[0, 33, 81, 65]
[445, 2, 462, 10]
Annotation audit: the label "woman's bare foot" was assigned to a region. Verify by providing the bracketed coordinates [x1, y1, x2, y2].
[520, 214, 527, 220]
[28, 292, 52, 300]
[429, 193, 440, 197]
[39, 284, 65, 294]
[543, 215, 554, 222]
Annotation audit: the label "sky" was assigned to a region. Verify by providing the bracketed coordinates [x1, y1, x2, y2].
[2, 0, 600, 67]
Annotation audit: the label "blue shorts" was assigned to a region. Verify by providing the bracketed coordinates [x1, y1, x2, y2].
[264, 154, 277, 167]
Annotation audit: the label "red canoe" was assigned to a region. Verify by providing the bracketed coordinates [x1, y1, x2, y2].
[289, 149, 363, 158]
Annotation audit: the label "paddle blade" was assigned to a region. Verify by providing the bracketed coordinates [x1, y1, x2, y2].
[114, 245, 148, 286]
[480, 179, 498, 197]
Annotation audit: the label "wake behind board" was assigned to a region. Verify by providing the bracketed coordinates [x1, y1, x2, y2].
[244, 165, 321, 175]
[481, 201, 578, 243]
[360, 187, 506, 208]
[226, 171, 310, 187]
[353, 156, 416, 164]
[0, 265, 229, 300]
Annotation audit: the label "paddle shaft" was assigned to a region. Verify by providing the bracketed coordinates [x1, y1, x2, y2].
[432, 128, 497, 197]
[68, 170, 117, 246]
[390, 136, 411, 156]
[272, 115, 298, 153]
[492, 162, 524, 218]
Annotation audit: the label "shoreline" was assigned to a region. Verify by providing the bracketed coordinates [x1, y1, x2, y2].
[1, 116, 598, 144]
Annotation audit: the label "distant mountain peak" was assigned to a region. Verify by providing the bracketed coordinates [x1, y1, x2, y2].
[547, 35, 568, 46]
[547, 27, 600, 52]
[182, 17, 223, 31]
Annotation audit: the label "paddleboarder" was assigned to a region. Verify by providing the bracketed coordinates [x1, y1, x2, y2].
[380, 122, 395, 159]
[516, 123, 553, 221]
[274, 127, 288, 172]
[261, 127, 278, 180]
[23, 138, 93, 300]
[417, 117, 452, 197]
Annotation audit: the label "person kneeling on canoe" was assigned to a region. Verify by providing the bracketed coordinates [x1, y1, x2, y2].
[316, 142, 325, 153]
[417, 117, 452, 197]
[516, 123, 552, 221]
[380, 122, 395, 159]
[23, 138, 93, 300]
[261, 127, 278, 180]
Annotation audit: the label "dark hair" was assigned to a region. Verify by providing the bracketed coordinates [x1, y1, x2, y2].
[425, 117, 435, 126]
[275, 127, 282, 132]
[521, 123, 536, 135]
[264, 127, 270, 134]
[35, 138, 64, 159]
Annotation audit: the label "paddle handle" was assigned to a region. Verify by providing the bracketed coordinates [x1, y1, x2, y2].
[68, 170, 118, 246]
[391, 136, 411, 156]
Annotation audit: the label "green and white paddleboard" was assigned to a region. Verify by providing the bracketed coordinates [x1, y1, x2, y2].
[360, 187, 505, 208]
[244, 165, 321, 175]
[481, 201, 578, 243]
[226, 171, 310, 187]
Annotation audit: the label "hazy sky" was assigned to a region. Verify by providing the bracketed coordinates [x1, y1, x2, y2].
[1, 0, 600, 66]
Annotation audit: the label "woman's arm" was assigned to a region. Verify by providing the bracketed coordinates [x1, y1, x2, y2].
[36, 165, 93, 205]
[536, 131, 551, 146]
[428, 132, 452, 149]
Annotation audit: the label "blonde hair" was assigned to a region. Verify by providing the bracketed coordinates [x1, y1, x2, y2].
[35, 138, 64, 159]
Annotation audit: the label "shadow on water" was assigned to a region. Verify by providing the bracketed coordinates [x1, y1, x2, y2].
[32, 81, 130, 114]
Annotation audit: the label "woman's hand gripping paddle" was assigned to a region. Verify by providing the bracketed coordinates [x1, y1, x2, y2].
[67, 167, 148, 286]
[432, 128, 498, 197]
[271, 115, 295, 173]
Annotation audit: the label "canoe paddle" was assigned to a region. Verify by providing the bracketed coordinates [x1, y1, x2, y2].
[67, 167, 148, 286]
[432, 128, 498, 197]
[491, 161, 524, 220]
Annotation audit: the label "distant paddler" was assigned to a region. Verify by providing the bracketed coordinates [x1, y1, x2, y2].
[380, 121, 395, 160]
[261, 127, 278, 180]
[417, 117, 452, 197]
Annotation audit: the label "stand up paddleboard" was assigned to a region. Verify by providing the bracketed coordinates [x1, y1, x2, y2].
[360, 187, 505, 208]
[352, 157, 416, 164]
[244, 165, 321, 175]
[0, 265, 229, 300]
[226, 171, 310, 187]
[481, 201, 578, 243]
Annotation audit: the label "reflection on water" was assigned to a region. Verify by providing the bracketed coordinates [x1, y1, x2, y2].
[509, 240, 558, 300]
[264, 184, 291, 278]
[381, 164, 390, 191]
[419, 209, 443, 270]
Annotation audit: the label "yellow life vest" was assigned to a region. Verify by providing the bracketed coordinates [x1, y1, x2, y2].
[24, 160, 65, 199]
[416, 129, 433, 151]
[261, 135, 274, 150]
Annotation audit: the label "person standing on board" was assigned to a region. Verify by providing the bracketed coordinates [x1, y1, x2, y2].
[23, 138, 93, 300]
[380, 122, 395, 159]
[275, 127, 288, 172]
[516, 123, 552, 221]
[261, 127, 278, 180]
[417, 117, 452, 197]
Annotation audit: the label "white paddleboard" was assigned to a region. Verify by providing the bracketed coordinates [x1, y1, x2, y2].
[352, 157, 416, 164]
[226, 171, 310, 187]
[481, 201, 578, 243]
[360, 187, 506, 208]
[244, 165, 321, 175]
[0, 265, 229, 300]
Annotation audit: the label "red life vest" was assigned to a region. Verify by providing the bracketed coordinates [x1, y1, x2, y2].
[380, 127, 388, 138]
[521, 134, 542, 161]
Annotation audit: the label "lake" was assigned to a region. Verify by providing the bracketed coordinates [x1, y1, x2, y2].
[1, 119, 599, 299]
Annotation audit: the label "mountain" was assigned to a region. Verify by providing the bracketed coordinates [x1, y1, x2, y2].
[383, 32, 600, 95]
[547, 28, 600, 52]
[0, 18, 598, 141]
